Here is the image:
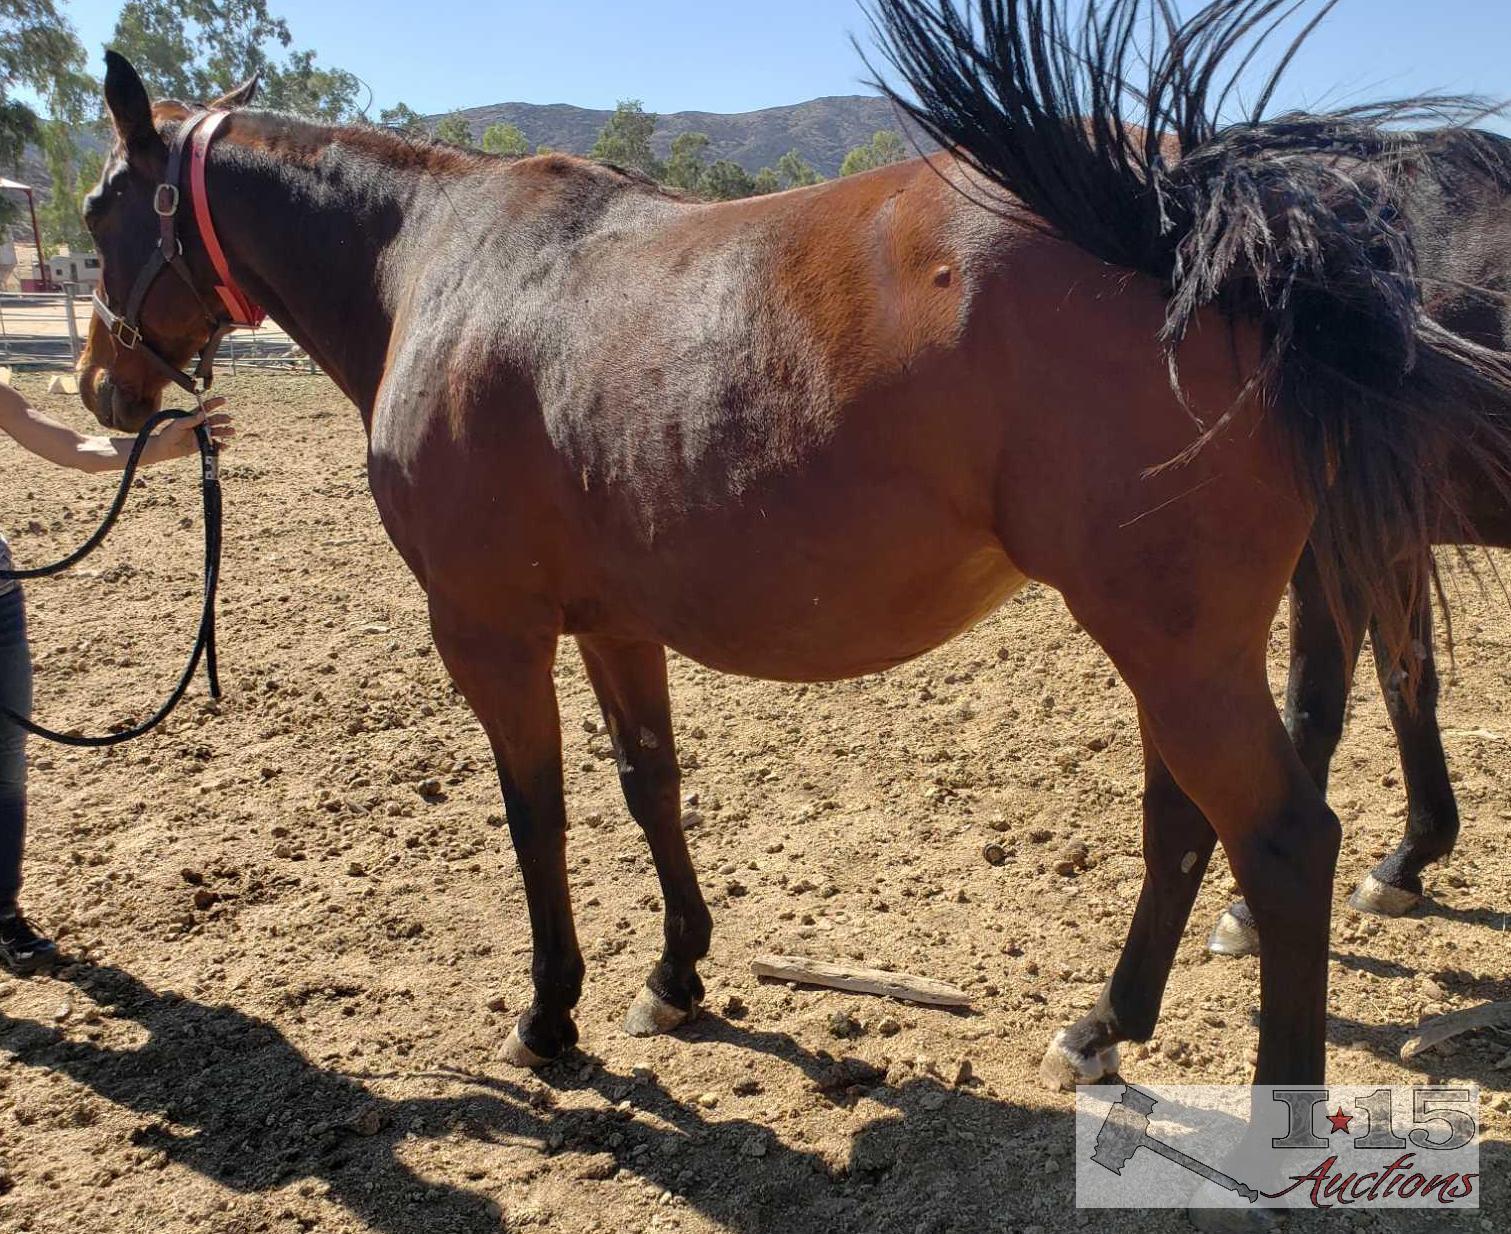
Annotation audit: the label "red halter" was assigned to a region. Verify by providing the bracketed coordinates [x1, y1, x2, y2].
[90, 108, 265, 395]
[188, 111, 264, 328]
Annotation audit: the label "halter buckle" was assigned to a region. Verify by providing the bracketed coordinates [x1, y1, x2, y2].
[112, 319, 141, 350]
[153, 183, 180, 216]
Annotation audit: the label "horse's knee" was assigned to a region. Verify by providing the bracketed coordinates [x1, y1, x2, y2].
[619, 758, 680, 826]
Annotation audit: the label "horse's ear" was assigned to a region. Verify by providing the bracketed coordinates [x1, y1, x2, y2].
[211, 72, 260, 111]
[103, 50, 159, 156]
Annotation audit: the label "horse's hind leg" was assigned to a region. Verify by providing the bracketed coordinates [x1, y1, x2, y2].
[1142, 668, 1340, 1083]
[1042, 713, 1217, 1089]
[1210, 543, 1367, 957]
[1047, 584, 1339, 1083]
[578, 635, 712, 1037]
[429, 610, 583, 1067]
[1354, 593, 1459, 916]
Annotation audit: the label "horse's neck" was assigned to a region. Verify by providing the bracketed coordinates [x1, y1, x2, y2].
[206, 124, 439, 413]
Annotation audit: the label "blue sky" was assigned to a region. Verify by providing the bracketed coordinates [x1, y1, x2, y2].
[50, 0, 1511, 122]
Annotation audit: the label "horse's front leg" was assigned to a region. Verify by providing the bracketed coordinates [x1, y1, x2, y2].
[577, 635, 711, 1037]
[429, 605, 583, 1067]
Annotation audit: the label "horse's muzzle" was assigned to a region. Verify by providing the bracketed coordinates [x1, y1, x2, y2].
[79, 368, 162, 432]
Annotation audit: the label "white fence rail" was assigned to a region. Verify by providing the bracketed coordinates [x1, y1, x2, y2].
[0, 288, 315, 375]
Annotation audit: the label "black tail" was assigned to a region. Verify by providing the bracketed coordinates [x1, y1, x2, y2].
[868, 0, 1511, 676]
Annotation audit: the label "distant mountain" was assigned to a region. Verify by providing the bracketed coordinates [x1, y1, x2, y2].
[432, 94, 933, 178]
[3, 95, 933, 243]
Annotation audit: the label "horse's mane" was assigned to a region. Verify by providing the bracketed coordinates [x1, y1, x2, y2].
[174, 106, 681, 199]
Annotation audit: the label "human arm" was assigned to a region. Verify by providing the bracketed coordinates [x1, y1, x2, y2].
[0, 384, 233, 474]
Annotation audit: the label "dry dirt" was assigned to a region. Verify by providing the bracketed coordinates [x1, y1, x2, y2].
[0, 371, 1506, 1234]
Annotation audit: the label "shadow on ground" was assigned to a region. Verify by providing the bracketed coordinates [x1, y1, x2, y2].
[0, 962, 1502, 1234]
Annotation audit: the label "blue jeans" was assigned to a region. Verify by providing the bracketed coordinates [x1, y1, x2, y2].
[0, 587, 31, 914]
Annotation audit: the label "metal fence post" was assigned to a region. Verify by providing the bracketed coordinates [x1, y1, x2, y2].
[62, 283, 82, 364]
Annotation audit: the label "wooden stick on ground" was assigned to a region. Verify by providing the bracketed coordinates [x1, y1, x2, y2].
[1400, 1000, 1511, 1061]
[750, 954, 971, 1008]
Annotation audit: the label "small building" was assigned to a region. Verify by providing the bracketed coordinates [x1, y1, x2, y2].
[43, 251, 101, 289]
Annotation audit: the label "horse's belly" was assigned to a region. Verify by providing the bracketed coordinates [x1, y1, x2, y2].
[639, 529, 1026, 683]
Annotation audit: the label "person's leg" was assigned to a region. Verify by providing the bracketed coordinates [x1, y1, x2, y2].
[0, 585, 54, 974]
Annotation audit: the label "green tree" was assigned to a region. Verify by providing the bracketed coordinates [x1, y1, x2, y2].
[38, 124, 101, 253]
[261, 49, 359, 122]
[663, 131, 710, 191]
[751, 167, 781, 196]
[870, 130, 907, 164]
[775, 150, 820, 189]
[480, 121, 529, 157]
[839, 145, 874, 177]
[1, 1, 90, 230]
[433, 112, 474, 147]
[590, 100, 662, 179]
[841, 129, 908, 176]
[110, 0, 360, 121]
[379, 102, 425, 136]
[701, 159, 753, 201]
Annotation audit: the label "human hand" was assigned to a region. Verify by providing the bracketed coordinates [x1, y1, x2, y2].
[144, 398, 235, 464]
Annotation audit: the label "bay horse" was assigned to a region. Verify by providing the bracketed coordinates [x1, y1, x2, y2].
[75, 0, 1511, 1092]
[1210, 128, 1511, 956]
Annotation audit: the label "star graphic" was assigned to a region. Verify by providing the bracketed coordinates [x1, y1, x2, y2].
[1327, 1107, 1354, 1135]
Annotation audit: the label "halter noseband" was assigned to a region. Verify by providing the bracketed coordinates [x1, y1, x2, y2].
[90, 109, 266, 398]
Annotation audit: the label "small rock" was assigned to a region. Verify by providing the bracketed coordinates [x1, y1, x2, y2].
[813, 1058, 886, 1092]
[273, 842, 293, 859]
[982, 843, 1008, 867]
[952, 1058, 974, 1087]
[53, 1002, 72, 1023]
[485, 995, 509, 1014]
[191, 888, 217, 911]
[416, 778, 442, 798]
[180, 868, 205, 886]
[828, 1010, 862, 1039]
[722, 994, 747, 1019]
[680, 810, 703, 830]
[347, 1105, 387, 1137]
[573, 1152, 618, 1180]
[695, 1093, 718, 1109]
[1420, 978, 1449, 1002]
[346, 861, 366, 877]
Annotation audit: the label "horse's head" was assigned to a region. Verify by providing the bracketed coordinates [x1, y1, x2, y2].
[78, 52, 258, 431]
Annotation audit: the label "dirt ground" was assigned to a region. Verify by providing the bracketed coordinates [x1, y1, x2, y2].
[0, 370, 1506, 1234]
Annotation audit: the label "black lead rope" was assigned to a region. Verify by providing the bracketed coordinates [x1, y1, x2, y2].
[0, 408, 222, 747]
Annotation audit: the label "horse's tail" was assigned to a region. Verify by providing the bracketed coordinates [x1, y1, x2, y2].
[869, 0, 1511, 675]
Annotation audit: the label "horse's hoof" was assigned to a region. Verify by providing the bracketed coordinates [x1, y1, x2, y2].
[624, 985, 696, 1038]
[1039, 1029, 1119, 1092]
[1207, 906, 1260, 958]
[1349, 873, 1422, 917]
[502, 1024, 553, 1069]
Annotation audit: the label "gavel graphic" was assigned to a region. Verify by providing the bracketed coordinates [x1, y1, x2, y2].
[1091, 1085, 1260, 1204]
